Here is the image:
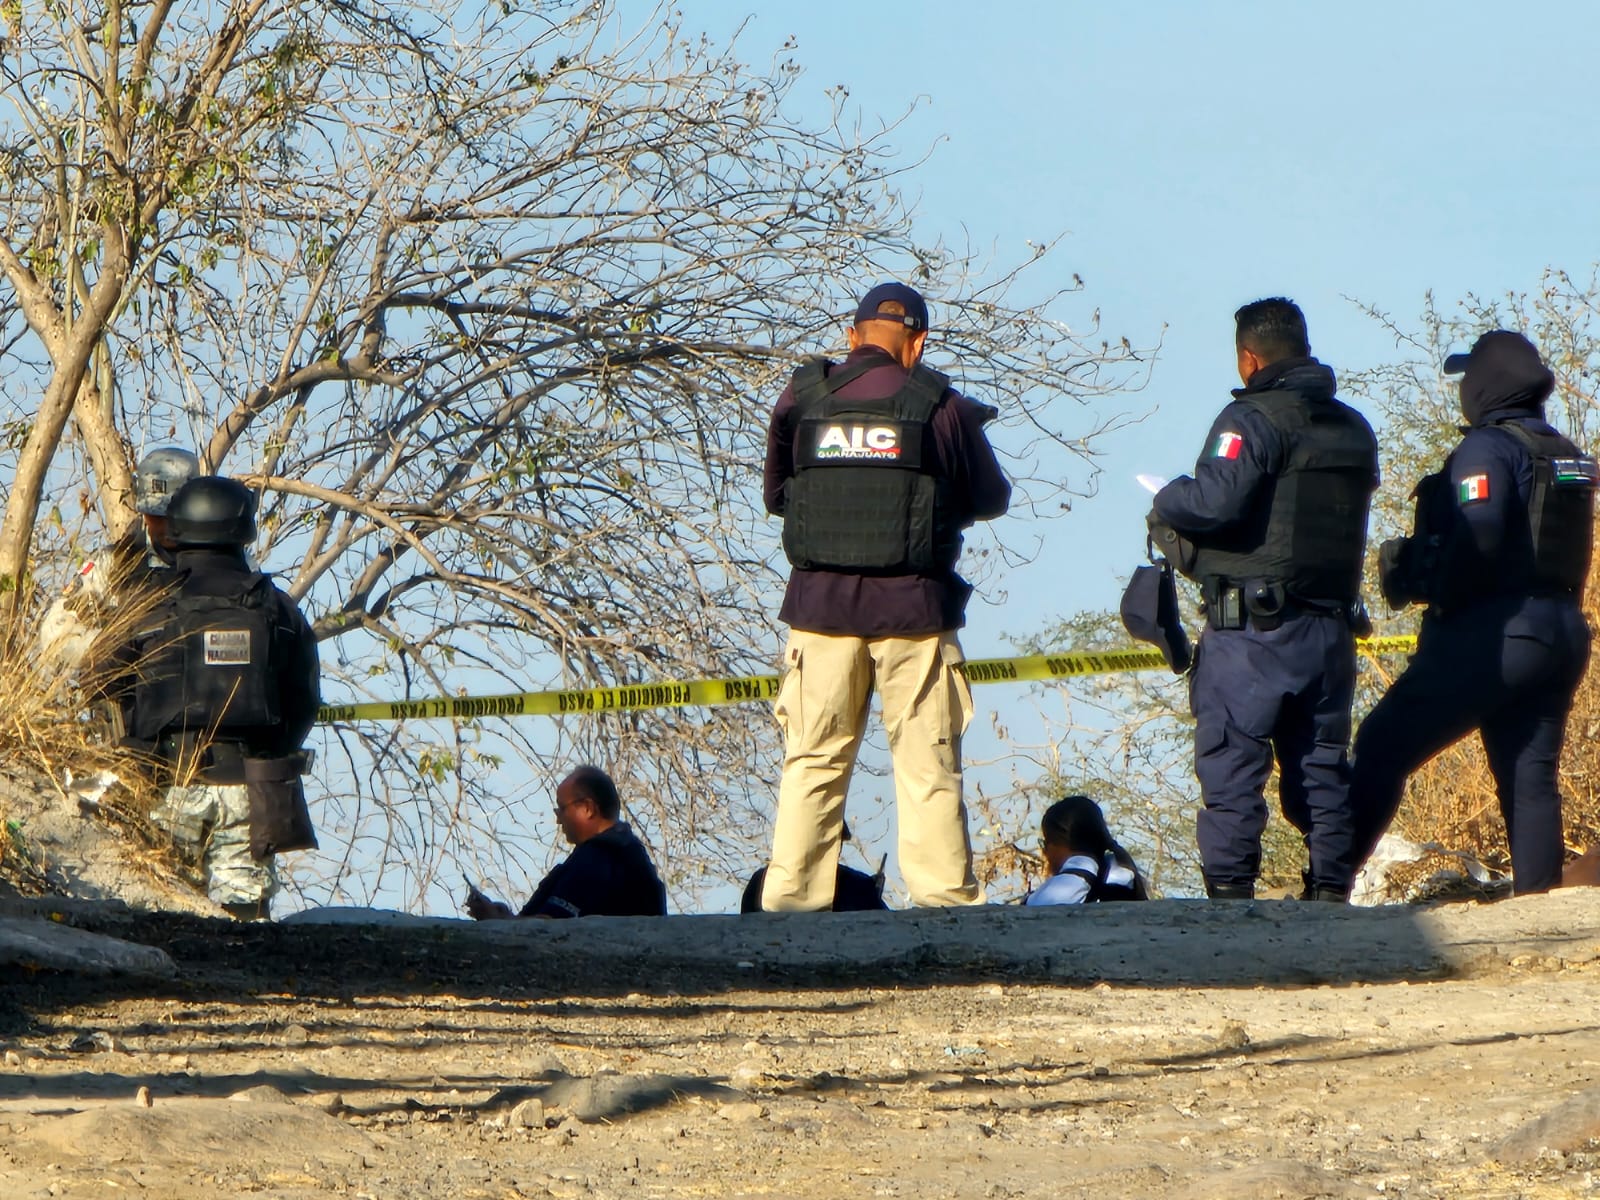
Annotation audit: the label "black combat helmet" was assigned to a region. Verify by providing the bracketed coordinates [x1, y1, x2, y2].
[166, 476, 258, 549]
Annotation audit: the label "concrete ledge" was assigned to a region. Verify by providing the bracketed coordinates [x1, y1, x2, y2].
[283, 889, 1600, 988]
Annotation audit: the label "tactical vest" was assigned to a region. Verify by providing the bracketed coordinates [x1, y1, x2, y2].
[1190, 392, 1378, 602]
[1498, 423, 1596, 593]
[130, 571, 281, 746]
[781, 359, 954, 573]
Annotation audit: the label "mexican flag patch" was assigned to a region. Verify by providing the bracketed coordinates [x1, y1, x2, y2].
[1212, 431, 1243, 460]
[1459, 474, 1490, 503]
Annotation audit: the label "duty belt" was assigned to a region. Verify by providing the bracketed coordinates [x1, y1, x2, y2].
[154, 734, 251, 784]
[1202, 580, 1350, 632]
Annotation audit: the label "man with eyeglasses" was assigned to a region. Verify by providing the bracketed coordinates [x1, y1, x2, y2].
[464, 765, 667, 919]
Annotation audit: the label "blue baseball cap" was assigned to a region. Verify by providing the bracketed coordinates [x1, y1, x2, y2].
[854, 282, 930, 332]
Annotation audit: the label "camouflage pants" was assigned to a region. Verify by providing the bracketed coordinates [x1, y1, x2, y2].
[151, 783, 278, 907]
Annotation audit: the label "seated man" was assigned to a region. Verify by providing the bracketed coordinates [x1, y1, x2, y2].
[465, 766, 667, 919]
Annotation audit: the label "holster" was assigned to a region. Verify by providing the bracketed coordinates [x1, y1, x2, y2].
[1242, 581, 1287, 632]
[1202, 581, 1245, 631]
[244, 752, 318, 860]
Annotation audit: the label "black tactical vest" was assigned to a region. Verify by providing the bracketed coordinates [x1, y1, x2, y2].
[781, 359, 953, 573]
[130, 570, 281, 746]
[1190, 392, 1378, 602]
[1500, 423, 1597, 593]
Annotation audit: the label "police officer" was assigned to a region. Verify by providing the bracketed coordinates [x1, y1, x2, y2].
[759, 282, 1011, 911]
[1150, 298, 1379, 901]
[120, 476, 321, 920]
[40, 447, 200, 677]
[1350, 331, 1595, 894]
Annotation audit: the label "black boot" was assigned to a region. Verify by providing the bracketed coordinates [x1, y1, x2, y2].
[1300, 885, 1350, 904]
[1204, 880, 1255, 901]
[1297, 871, 1349, 903]
[223, 899, 270, 922]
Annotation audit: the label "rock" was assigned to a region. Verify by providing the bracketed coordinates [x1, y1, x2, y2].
[229, 1084, 292, 1104]
[728, 1061, 767, 1090]
[11, 1097, 376, 1170]
[1215, 1022, 1251, 1051]
[1493, 1086, 1600, 1162]
[510, 1099, 545, 1129]
[281, 1023, 310, 1047]
[1171, 1160, 1370, 1200]
[277, 907, 444, 927]
[715, 1101, 767, 1123]
[67, 1031, 116, 1054]
[528, 1052, 568, 1077]
[541, 1073, 740, 1124]
[0, 918, 176, 980]
[135, 1086, 152, 1108]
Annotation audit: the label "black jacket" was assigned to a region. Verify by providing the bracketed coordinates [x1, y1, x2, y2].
[518, 823, 668, 918]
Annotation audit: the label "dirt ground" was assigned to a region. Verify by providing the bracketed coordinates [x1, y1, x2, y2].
[4, 903, 1600, 1200]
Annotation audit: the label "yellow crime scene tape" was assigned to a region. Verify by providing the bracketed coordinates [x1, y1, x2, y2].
[315, 635, 1418, 725]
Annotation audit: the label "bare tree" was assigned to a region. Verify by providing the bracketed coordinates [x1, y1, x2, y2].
[0, 1, 1143, 909]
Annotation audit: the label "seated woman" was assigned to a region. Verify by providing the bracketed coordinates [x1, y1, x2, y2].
[1025, 795, 1149, 905]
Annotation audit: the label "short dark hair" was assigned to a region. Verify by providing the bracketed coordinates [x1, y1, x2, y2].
[566, 765, 620, 819]
[1234, 297, 1310, 362]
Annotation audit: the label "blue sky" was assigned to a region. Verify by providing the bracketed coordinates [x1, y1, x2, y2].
[677, 0, 1600, 623]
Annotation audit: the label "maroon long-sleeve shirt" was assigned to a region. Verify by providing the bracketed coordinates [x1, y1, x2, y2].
[764, 345, 1011, 636]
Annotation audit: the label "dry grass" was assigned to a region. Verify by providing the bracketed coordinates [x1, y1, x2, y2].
[0, 557, 174, 892]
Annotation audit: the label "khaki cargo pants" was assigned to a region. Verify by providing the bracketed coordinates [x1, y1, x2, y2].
[760, 629, 984, 911]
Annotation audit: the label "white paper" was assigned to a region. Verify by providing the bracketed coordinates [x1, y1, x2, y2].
[1136, 473, 1169, 495]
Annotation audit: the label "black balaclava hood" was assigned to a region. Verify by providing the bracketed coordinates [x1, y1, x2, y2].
[1445, 330, 1555, 427]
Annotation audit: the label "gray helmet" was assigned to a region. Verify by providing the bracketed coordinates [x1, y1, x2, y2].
[134, 447, 201, 516]
[166, 476, 257, 549]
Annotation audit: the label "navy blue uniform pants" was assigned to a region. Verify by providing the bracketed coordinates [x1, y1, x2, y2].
[1190, 613, 1358, 892]
[1349, 597, 1589, 894]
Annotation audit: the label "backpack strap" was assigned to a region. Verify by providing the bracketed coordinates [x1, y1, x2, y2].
[1058, 864, 1101, 892]
[1060, 854, 1143, 902]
